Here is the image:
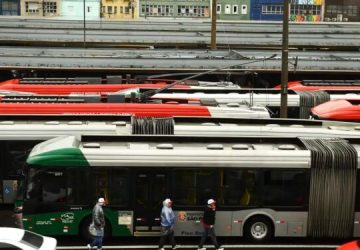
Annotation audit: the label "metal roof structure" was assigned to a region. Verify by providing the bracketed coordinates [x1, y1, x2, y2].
[0, 47, 359, 73]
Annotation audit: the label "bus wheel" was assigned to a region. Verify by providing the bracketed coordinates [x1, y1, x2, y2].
[80, 216, 95, 242]
[244, 216, 273, 242]
[104, 218, 112, 239]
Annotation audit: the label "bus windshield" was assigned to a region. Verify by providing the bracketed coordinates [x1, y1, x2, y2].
[26, 169, 67, 203]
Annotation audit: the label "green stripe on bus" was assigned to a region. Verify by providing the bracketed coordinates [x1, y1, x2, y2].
[26, 148, 90, 167]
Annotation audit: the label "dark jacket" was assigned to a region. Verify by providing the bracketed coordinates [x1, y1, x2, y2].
[202, 205, 216, 226]
[93, 203, 105, 228]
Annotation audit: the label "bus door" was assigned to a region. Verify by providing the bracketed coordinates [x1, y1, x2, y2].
[134, 171, 167, 236]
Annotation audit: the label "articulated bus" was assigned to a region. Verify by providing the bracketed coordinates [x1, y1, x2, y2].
[21, 135, 360, 241]
[2, 115, 360, 205]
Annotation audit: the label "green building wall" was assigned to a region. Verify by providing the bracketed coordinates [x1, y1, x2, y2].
[216, 0, 250, 20]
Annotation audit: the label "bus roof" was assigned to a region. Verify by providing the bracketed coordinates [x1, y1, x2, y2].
[27, 135, 360, 169]
[0, 116, 360, 140]
[27, 135, 317, 169]
[0, 116, 359, 141]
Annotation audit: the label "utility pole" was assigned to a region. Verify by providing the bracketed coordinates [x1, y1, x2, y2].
[280, 0, 289, 118]
[210, 0, 216, 49]
[42, 0, 45, 17]
[83, 0, 86, 48]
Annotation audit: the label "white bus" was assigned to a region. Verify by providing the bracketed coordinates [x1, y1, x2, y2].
[21, 134, 360, 241]
[1, 115, 360, 205]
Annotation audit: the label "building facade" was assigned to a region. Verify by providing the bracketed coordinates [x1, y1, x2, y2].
[1, 0, 359, 22]
[20, 0, 60, 17]
[290, 0, 323, 22]
[324, 0, 360, 22]
[250, 0, 324, 22]
[250, 0, 283, 21]
[139, 0, 210, 18]
[61, 0, 100, 20]
[101, 0, 137, 20]
[216, 0, 250, 20]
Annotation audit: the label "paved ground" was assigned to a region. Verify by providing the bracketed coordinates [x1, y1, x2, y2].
[0, 208, 343, 250]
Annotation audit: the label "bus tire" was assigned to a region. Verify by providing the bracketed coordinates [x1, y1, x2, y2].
[80, 216, 95, 242]
[243, 216, 274, 242]
[104, 218, 112, 239]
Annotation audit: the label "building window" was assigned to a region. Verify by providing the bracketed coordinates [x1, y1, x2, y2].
[326, 5, 340, 14]
[232, 5, 238, 14]
[25, 1, 40, 13]
[224, 4, 230, 14]
[44, 2, 56, 13]
[120, 6, 123, 13]
[344, 5, 358, 17]
[125, 6, 129, 14]
[241, 4, 247, 14]
[107, 6, 112, 14]
[1, 0, 18, 15]
[290, 4, 321, 16]
[216, 4, 221, 14]
[178, 5, 208, 17]
[262, 5, 283, 14]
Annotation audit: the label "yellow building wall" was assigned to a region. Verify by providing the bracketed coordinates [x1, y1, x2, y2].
[101, 0, 138, 20]
[21, 0, 61, 17]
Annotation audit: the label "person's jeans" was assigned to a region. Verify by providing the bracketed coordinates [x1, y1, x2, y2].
[90, 235, 103, 249]
[198, 227, 220, 249]
[159, 226, 176, 248]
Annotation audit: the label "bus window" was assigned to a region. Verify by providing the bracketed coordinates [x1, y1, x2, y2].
[222, 170, 259, 206]
[263, 170, 308, 207]
[136, 174, 148, 206]
[42, 172, 66, 203]
[151, 174, 166, 208]
[172, 169, 217, 206]
[87, 169, 130, 206]
[26, 169, 42, 201]
[67, 169, 93, 205]
[222, 170, 242, 205]
[239, 170, 259, 206]
[95, 171, 108, 200]
[108, 170, 129, 206]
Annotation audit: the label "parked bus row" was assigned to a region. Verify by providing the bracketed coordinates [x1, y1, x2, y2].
[1, 77, 360, 120]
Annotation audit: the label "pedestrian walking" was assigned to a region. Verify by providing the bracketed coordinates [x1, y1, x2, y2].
[197, 199, 224, 250]
[87, 197, 106, 250]
[158, 198, 179, 250]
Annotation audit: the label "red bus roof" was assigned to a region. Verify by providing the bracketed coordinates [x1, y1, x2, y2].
[274, 80, 360, 91]
[311, 98, 360, 121]
[0, 102, 211, 117]
[0, 80, 190, 95]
